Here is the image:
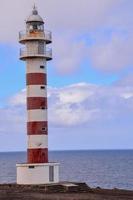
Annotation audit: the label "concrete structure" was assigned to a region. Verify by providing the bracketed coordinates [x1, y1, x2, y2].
[16, 6, 59, 185]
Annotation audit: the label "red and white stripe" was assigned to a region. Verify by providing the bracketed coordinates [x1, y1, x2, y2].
[26, 59, 48, 164]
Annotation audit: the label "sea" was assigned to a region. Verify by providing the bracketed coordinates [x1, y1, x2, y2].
[0, 150, 133, 190]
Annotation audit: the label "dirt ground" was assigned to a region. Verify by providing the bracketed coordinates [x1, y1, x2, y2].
[0, 184, 133, 200]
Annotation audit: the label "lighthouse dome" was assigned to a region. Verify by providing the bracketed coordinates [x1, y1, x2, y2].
[26, 6, 44, 24]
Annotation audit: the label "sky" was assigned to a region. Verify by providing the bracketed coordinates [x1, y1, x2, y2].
[0, 0, 133, 151]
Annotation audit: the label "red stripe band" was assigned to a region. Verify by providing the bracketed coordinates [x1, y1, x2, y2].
[27, 97, 47, 110]
[27, 121, 48, 135]
[26, 73, 47, 85]
[27, 148, 48, 163]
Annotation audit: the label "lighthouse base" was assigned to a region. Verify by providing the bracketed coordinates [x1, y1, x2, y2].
[16, 163, 59, 185]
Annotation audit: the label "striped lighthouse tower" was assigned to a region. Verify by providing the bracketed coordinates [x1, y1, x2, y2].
[16, 6, 59, 185]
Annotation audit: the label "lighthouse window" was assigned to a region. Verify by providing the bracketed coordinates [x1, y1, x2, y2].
[42, 127, 47, 131]
[29, 25, 33, 31]
[40, 65, 45, 69]
[29, 166, 35, 169]
[40, 86, 45, 89]
[40, 106, 46, 110]
[33, 24, 38, 30]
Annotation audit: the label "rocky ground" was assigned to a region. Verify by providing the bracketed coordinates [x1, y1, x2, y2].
[0, 183, 133, 200]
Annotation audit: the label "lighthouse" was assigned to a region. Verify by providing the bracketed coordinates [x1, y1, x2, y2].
[16, 6, 59, 185]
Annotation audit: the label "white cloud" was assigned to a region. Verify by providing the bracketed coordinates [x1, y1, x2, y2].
[58, 83, 95, 104]
[0, 106, 26, 135]
[122, 92, 133, 99]
[48, 83, 100, 126]
[9, 89, 26, 106]
[53, 35, 87, 74]
[89, 31, 133, 72]
[0, 82, 132, 138]
[48, 83, 133, 126]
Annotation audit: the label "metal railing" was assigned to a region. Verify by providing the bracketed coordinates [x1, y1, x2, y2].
[19, 30, 52, 42]
[20, 47, 52, 58]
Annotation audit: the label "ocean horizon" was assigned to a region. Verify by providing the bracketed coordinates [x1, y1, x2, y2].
[0, 150, 133, 190]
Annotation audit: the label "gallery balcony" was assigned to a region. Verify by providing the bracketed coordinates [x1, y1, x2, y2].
[19, 30, 52, 44]
[20, 48, 52, 61]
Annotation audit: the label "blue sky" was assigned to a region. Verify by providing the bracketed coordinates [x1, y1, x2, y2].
[0, 0, 133, 151]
